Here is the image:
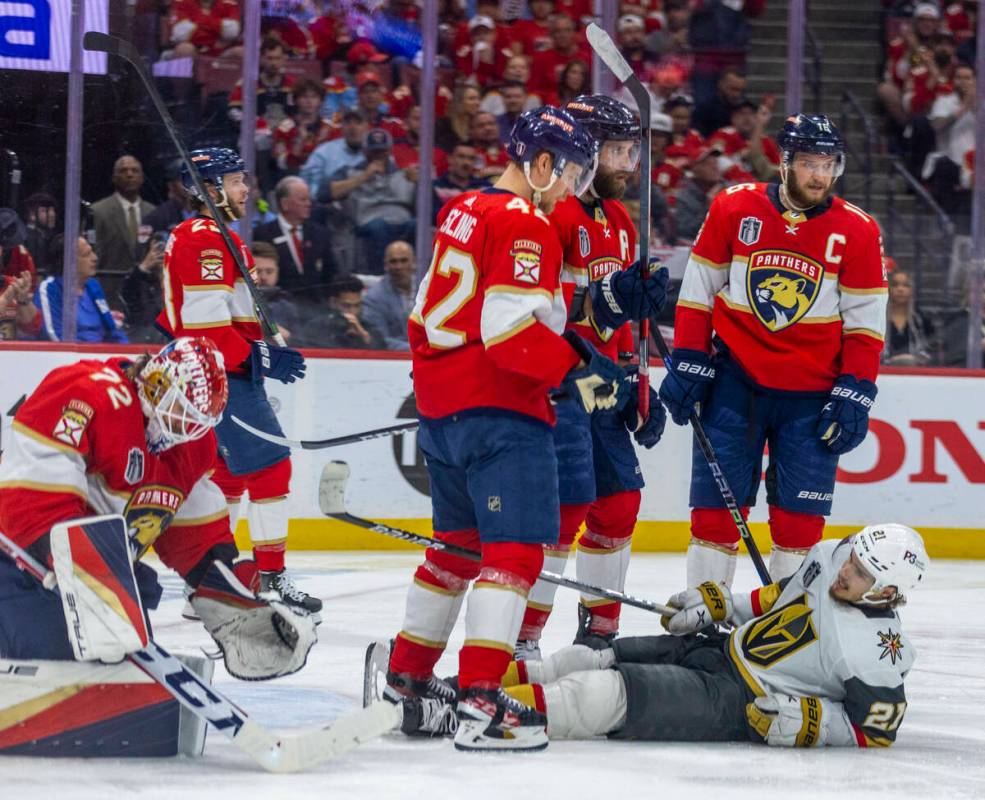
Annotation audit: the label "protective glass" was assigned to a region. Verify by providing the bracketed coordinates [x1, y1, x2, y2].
[599, 139, 641, 172]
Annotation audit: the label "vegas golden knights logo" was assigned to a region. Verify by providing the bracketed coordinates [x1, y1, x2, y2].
[741, 593, 817, 668]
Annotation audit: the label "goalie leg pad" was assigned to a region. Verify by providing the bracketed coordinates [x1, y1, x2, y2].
[542, 668, 627, 739]
[191, 560, 317, 681]
[50, 514, 148, 662]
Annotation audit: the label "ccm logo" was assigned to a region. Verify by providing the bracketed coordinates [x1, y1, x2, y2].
[832, 386, 874, 409]
[677, 362, 715, 378]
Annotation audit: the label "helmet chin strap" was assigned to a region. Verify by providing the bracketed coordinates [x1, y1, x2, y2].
[523, 161, 559, 209]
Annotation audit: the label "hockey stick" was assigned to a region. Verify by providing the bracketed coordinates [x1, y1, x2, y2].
[318, 461, 676, 616]
[232, 415, 419, 451]
[0, 528, 399, 772]
[82, 31, 286, 346]
[585, 23, 652, 419]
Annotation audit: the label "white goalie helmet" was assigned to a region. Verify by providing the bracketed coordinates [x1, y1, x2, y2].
[851, 523, 929, 605]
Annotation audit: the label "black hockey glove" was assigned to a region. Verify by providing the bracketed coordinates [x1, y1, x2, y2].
[657, 348, 715, 426]
[816, 375, 877, 455]
[588, 263, 669, 331]
[560, 334, 631, 415]
[620, 368, 666, 449]
[249, 340, 306, 384]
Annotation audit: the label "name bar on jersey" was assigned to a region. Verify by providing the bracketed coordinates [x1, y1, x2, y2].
[749, 250, 824, 281]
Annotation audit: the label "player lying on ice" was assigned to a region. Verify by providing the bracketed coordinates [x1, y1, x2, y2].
[399, 524, 928, 748]
[0, 337, 316, 756]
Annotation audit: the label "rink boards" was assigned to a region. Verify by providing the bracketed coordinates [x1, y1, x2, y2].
[2, 342, 984, 558]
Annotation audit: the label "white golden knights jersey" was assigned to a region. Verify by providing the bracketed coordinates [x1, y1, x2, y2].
[728, 538, 914, 747]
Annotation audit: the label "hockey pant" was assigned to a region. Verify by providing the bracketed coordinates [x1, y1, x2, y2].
[210, 455, 292, 573]
[519, 490, 641, 642]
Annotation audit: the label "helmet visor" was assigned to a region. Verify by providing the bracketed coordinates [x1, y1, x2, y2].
[599, 139, 641, 173]
[786, 151, 845, 179]
[559, 153, 599, 197]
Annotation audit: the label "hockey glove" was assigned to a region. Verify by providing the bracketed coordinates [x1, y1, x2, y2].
[249, 339, 306, 384]
[746, 694, 830, 747]
[619, 368, 666, 449]
[560, 337, 631, 415]
[660, 581, 734, 635]
[657, 348, 716, 426]
[588, 264, 669, 332]
[816, 375, 877, 455]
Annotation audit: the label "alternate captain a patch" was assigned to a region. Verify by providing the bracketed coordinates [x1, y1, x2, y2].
[199, 249, 224, 281]
[52, 399, 94, 448]
[511, 239, 542, 285]
[746, 249, 824, 332]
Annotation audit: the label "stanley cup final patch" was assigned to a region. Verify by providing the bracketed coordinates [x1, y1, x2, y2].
[199, 249, 225, 281]
[511, 239, 543, 284]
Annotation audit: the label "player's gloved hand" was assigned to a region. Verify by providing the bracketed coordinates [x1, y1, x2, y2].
[619, 368, 666, 449]
[560, 335, 631, 415]
[816, 375, 877, 455]
[588, 263, 669, 331]
[657, 348, 715, 426]
[249, 339, 306, 384]
[746, 694, 830, 747]
[660, 581, 734, 634]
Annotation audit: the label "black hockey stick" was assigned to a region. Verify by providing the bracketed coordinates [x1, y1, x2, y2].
[232, 416, 420, 451]
[318, 461, 676, 616]
[0, 528, 398, 771]
[585, 23, 653, 418]
[82, 31, 286, 346]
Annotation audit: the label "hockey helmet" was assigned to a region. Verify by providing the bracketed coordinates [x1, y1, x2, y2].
[776, 113, 846, 178]
[507, 106, 600, 198]
[851, 523, 929, 606]
[181, 148, 247, 200]
[137, 337, 228, 453]
[565, 95, 641, 172]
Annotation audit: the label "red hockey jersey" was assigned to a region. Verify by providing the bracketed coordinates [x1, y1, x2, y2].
[674, 182, 886, 391]
[156, 217, 261, 375]
[409, 189, 580, 424]
[550, 194, 637, 359]
[0, 358, 232, 577]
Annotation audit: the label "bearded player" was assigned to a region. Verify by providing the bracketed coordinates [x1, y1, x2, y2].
[516, 96, 670, 658]
[156, 148, 320, 614]
[0, 338, 316, 757]
[659, 114, 887, 587]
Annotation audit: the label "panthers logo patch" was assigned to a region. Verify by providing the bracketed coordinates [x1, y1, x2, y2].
[746, 249, 824, 332]
[124, 484, 185, 557]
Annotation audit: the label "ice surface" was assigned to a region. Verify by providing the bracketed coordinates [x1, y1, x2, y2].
[3, 552, 983, 800]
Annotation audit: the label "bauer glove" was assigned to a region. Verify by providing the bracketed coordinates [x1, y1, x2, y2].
[249, 339, 306, 384]
[619, 367, 666, 449]
[661, 581, 733, 635]
[816, 375, 877, 455]
[588, 263, 669, 332]
[560, 334, 631, 415]
[746, 694, 830, 747]
[657, 348, 715, 426]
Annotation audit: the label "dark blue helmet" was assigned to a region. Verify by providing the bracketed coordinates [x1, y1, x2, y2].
[565, 95, 641, 141]
[181, 148, 247, 199]
[507, 106, 599, 195]
[777, 114, 845, 175]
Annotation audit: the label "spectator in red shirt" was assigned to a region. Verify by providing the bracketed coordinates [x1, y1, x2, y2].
[309, 10, 352, 63]
[229, 35, 295, 131]
[167, 0, 242, 59]
[479, 56, 545, 115]
[274, 79, 339, 175]
[708, 97, 781, 184]
[512, 0, 555, 55]
[550, 59, 591, 108]
[665, 94, 706, 171]
[261, 9, 314, 58]
[336, 70, 408, 141]
[455, 15, 514, 88]
[904, 37, 958, 119]
[879, 3, 946, 127]
[391, 105, 449, 178]
[434, 83, 482, 153]
[451, 0, 517, 53]
[650, 111, 684, 204]
[531, 14, 592, 95]
[555, 0, 594, 27]
[618, 14, 653, 79]
[470, 111, 510, 180]
[386, 51, 453, 119]
[945, 1, 977, 44]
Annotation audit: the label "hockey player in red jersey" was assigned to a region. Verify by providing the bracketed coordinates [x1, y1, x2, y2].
[659, 114, 887, 587]
[0, 338, 316, 756]
[385, 107, 631, 752]
[156, 148, 320, 614]
[516, 95, 670, 658]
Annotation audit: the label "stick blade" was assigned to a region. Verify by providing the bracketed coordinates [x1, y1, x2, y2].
[586, 23, 633, 83]
[318, 461, 351, 516]
[230, 415, 301, 449]
[82, 30, 115, 53]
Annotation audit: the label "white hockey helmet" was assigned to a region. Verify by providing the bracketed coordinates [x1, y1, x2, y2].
[851, 523, 929, 605]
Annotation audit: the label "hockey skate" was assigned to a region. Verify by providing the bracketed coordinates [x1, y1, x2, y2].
[260, 569, 323, 615]
[398, 695, 459, 738]
[454, 687, 549, 752]
[513, 638, 542, 662]
[572, 603, 616, 650]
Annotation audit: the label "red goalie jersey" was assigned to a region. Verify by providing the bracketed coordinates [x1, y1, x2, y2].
[156, 217, 261, 375]
[550, 194, 637, 360]
[409, 189, 580, 425]
[0, 358, 232, 577]
[674, 182, 887, 392]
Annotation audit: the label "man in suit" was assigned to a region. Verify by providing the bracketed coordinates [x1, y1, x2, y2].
[89, 155, 156, 273]
[253, 176, 337, 296]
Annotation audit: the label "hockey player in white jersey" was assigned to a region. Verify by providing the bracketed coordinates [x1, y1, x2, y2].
[499, 524, 927, 747]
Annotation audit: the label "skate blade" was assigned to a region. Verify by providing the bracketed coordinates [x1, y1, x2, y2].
[363, 639, 391, 708]
[452, 719, 549, 752]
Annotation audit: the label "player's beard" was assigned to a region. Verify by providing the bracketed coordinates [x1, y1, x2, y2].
[784, 168, 834, 210]
[592, 166, 630, 200]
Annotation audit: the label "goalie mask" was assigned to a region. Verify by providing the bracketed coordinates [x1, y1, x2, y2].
[851, 523, 929, 606]
[137, 337, 228, 453]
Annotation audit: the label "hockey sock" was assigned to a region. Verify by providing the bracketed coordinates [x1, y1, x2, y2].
[687, 507, 748, 588]
[390, 528, 481, 678]
[575, 491, 640, 636]
[243, 459, 292, 573]
[768, 506, 822, 580]
[518, 502, 589, 642]
[459, 542, 543, 690]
